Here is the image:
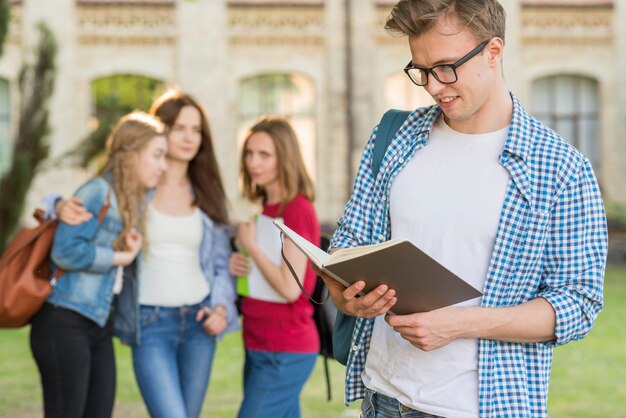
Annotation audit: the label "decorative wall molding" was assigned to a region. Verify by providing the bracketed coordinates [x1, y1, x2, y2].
[522, 7, 613, 44]
[77, 5, 175, 44]
[228, 5, 324, 45]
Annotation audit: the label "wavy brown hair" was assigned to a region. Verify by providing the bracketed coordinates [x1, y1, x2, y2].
[150, 90, 229, 224]
[240, 116, 314, 209]
[385, 0, 506, 42]
[99, 111, 166, 250]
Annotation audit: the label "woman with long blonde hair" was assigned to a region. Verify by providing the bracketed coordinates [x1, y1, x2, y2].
[30, 111, 167, 418]
[229, 116, 320, 418]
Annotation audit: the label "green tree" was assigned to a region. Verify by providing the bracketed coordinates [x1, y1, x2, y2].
[0, 0, 9, 56]
[0, 23, 57, 252]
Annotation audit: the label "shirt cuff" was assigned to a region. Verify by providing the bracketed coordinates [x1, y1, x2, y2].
[90, 246, 115, 273]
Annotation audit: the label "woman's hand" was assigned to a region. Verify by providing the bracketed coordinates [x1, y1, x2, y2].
[125, 228, 143, 257]
[196, 305, 228, 336]
[57, 197, 93, 225]
[113, 229, 144, 267]
[229, 252, 250, 277]
[236, 220, 257, 252]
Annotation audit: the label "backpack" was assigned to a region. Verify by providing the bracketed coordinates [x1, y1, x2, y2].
[0, 210, 63, 327]
[280, 233, 337, 400]
[332, 109, 412, 365]
[0, 194, 110, 328]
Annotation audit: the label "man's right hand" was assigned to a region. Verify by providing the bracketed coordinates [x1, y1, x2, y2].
[56, 197, 92, 225]
[313, 265, 397, 318]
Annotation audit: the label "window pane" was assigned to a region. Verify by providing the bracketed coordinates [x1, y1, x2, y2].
[554, 75, 576, 116]
[238, 73, 316, 180]
[532, 74, 600, 173]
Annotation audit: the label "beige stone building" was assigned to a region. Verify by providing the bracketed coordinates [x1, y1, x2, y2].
[0, 0, 624, 226]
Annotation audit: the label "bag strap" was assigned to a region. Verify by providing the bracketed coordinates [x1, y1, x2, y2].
[371, 109, 412, 179]
[279, 232, 329, 305]
[51, 190, 111, 282]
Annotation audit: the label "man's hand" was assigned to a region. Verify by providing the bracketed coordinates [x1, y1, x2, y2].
[313, 265, 397, 318]
[57, 197, 93, 225]
[385, 306, 467, 351]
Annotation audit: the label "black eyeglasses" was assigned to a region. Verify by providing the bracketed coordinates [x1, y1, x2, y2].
[403, 40, 490, 87]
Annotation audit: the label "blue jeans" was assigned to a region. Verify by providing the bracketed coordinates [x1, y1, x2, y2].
[237, 350, 317, 418]
[360, 389, 444, 418]
[132, 302, 216, 418]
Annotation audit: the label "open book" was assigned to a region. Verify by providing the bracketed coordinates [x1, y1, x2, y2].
[274, 220, 482, 315]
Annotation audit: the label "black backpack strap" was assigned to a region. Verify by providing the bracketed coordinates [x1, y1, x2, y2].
[371, 109, 412, 179]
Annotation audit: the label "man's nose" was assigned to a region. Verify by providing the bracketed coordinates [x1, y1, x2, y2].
[424, 73, 446, 96]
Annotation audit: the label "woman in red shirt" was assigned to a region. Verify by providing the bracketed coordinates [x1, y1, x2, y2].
[229, 116, 320, 418]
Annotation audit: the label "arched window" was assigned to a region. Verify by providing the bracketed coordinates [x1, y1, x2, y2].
[0, 78, 10, 175]
[384, 72, 435, 111]
[92, 74, 165, 121]
[532, 75, 600, 170]
[237, 73, 316, 179]
[76, 74, 165, 167]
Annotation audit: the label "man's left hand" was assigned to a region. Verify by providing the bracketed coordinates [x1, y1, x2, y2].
[385, 306, 467, 351]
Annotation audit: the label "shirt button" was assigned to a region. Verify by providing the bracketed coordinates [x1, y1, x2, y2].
[378, 234, 385, 241]
[381, 195, 387, 202]
[399, 157, 405, 164]
[352, 344, 359, 351]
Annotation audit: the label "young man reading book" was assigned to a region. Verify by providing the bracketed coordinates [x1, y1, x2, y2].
[320, 1, 608, 417]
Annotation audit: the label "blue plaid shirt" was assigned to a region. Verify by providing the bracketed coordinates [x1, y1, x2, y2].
[330, 94, 608, 417]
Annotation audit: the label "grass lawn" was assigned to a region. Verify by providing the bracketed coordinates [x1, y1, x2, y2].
[1, 266, 624, 417]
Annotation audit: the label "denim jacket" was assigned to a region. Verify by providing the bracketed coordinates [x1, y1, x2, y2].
[114, 206, 239, 346]
[49, 177, 120, 326]
[44, 184, 238, 345]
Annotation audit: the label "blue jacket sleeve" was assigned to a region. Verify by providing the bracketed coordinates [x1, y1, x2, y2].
[51, 178, 115, 273]
[209, 224, 239, 336]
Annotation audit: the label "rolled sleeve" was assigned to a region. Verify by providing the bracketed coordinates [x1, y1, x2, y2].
[538, 158, 607, 346]
[90, 246, 115, 273]
[51, 179, 115, 274]
[42, 193, 63, 220]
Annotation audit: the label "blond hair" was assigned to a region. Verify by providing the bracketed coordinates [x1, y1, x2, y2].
[240, 116, 315, 209]
[99, 111, 166, 250]
[385, 0, 506, 42]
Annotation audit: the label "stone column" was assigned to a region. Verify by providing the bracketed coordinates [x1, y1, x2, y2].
[322, 0, 349, 221]
[615, 0, 626, 204]
[349, 0, 377, 173]
[499, 0, 523, 99]
[175, 0, 236, 203]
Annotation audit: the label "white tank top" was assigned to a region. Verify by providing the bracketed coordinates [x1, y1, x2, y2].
[362, 116, 510, 418]
[138, 204, 210, 306]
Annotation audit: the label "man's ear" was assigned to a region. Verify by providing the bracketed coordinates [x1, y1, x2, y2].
[486, 37, 505, 67]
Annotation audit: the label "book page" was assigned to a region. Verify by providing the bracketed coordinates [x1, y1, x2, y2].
[272, 220, 330, 267]
[247, 214, 289, 303]
[327, 239, 407, 265]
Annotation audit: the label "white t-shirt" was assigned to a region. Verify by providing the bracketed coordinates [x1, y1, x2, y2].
[362, 116, 510, 418]
[138, 204, 210, 307]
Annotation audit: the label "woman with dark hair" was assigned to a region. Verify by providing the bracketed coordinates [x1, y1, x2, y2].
[56, 90, 237, 418]
[229, 116, 320, 418]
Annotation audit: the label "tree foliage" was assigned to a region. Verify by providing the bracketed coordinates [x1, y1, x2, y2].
[0, 0, 9, 56]
[0, 23, 57, 252]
